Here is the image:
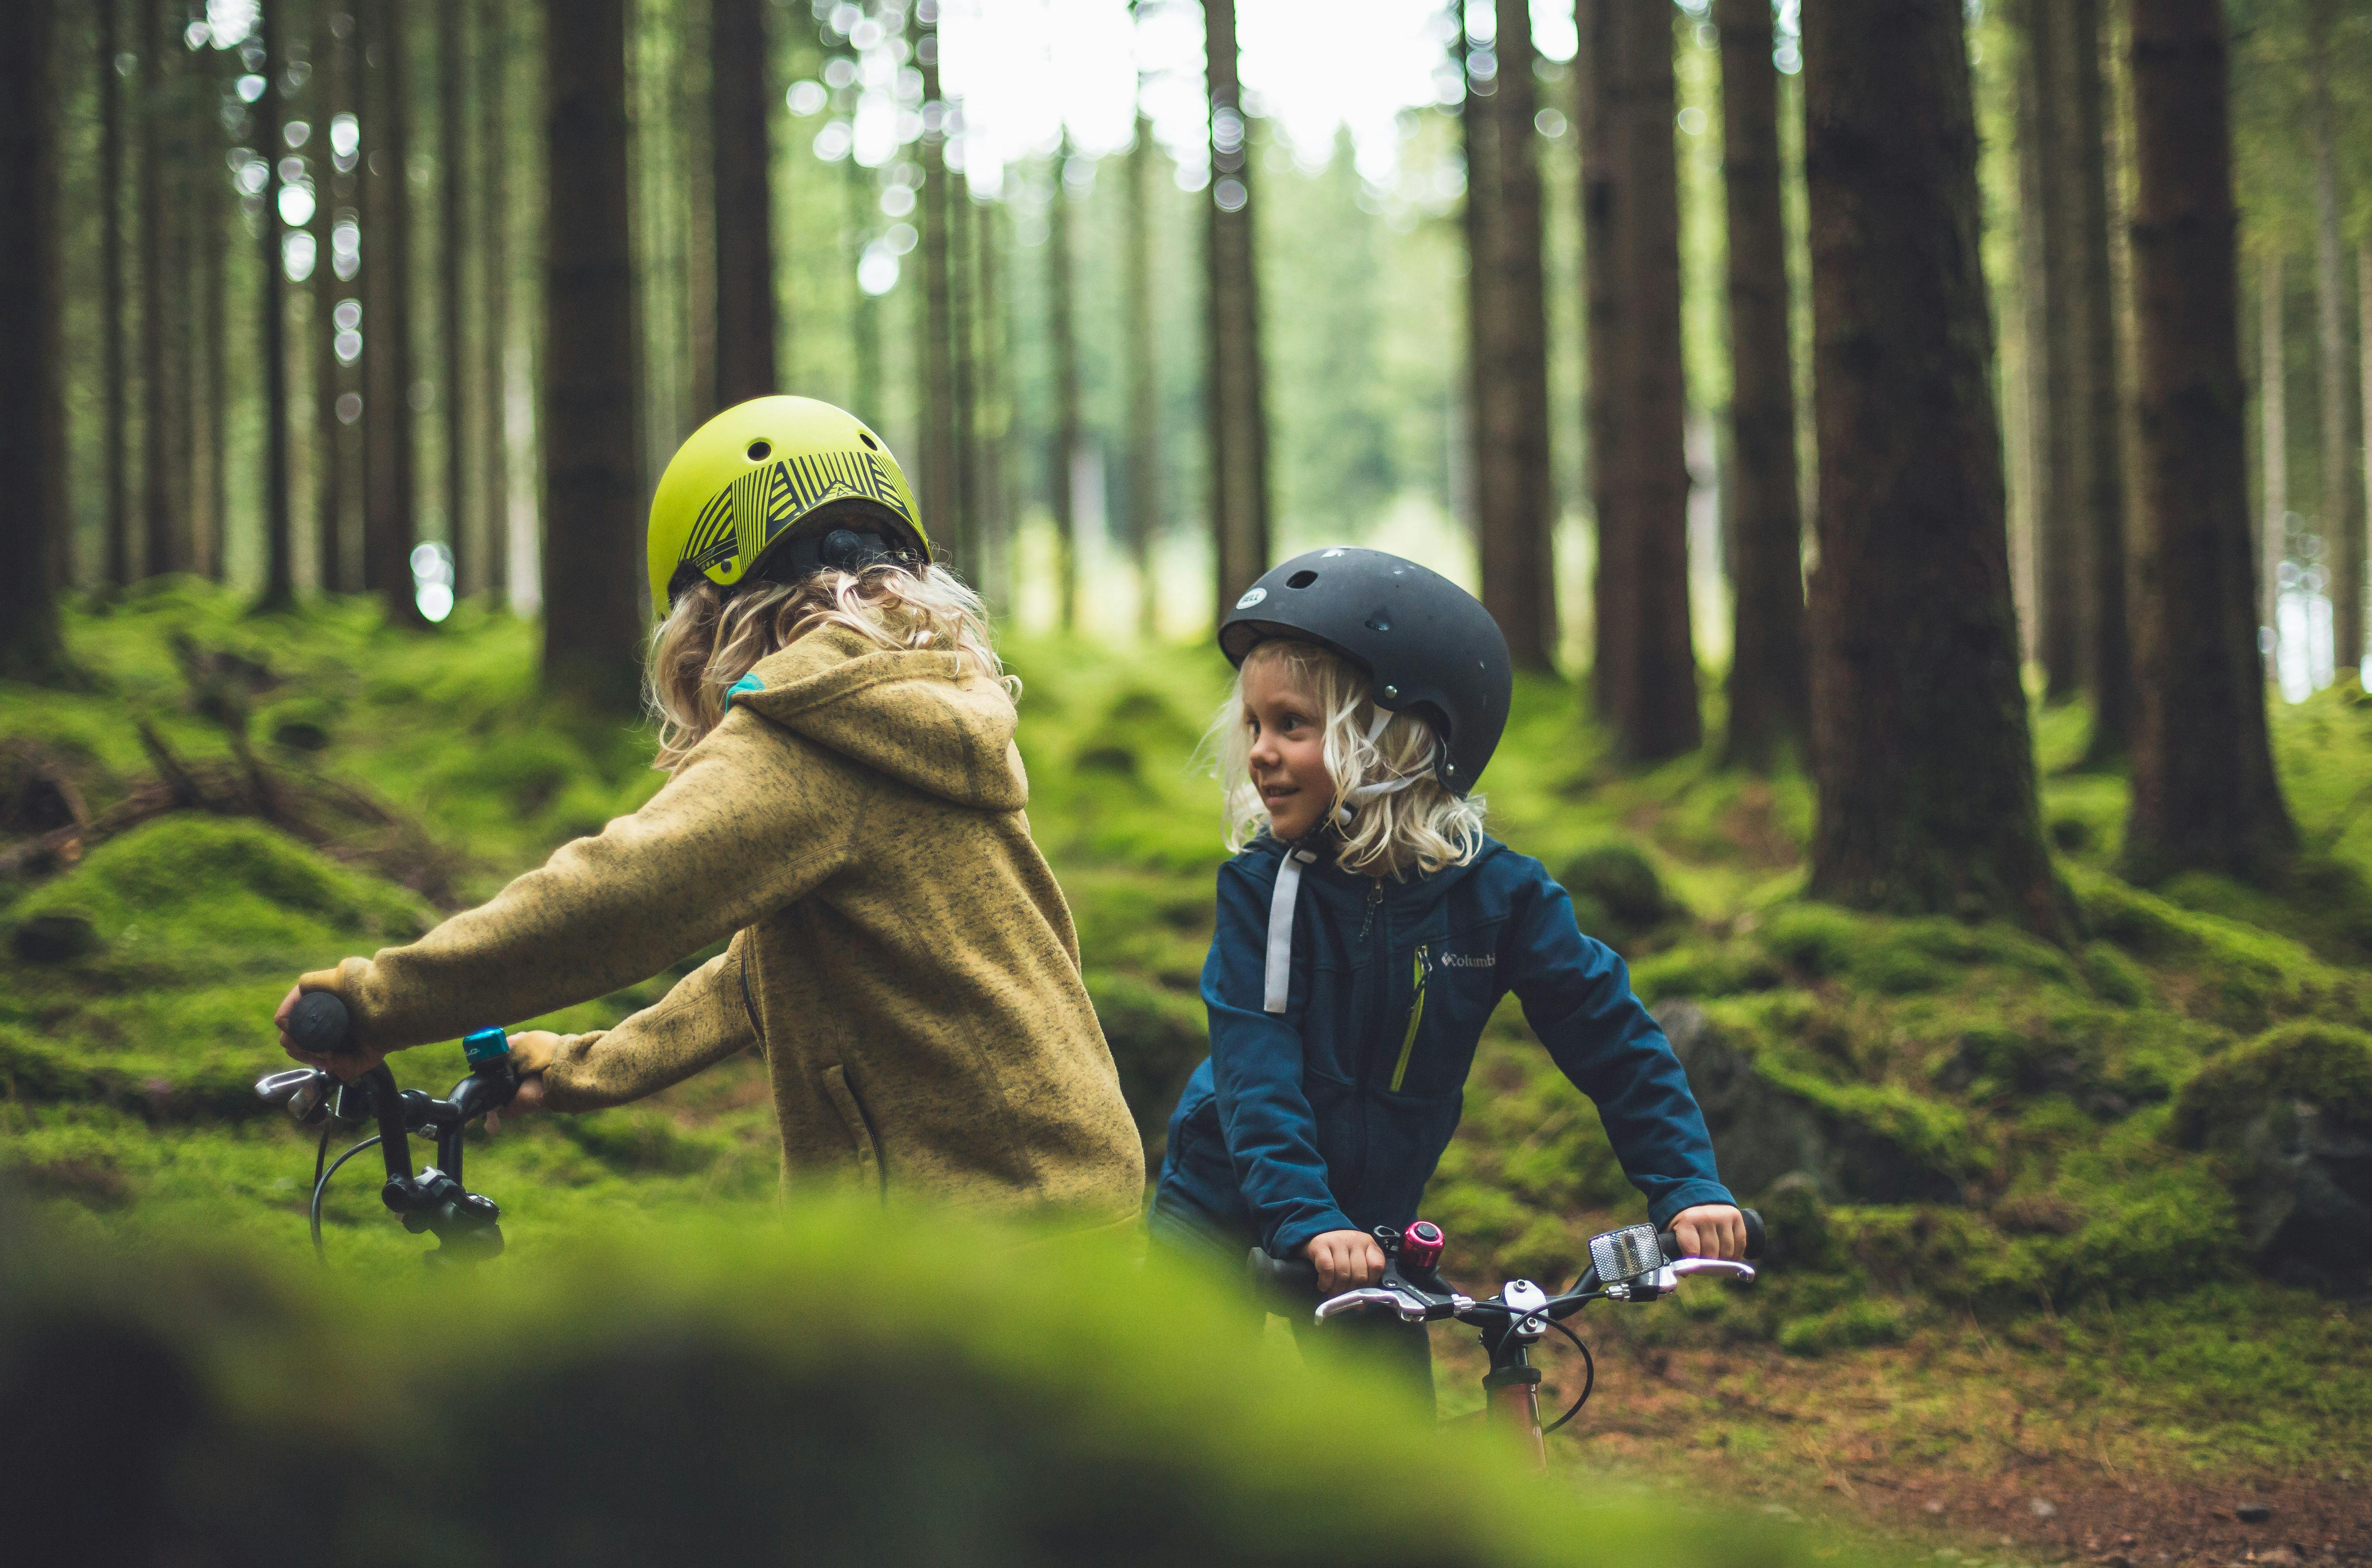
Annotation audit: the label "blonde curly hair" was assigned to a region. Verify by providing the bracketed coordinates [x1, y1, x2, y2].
[1210, 638, 1486, 877]
[645, 557, 1009, 773]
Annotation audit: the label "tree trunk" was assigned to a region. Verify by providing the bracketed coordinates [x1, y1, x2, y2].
[1581, 0, 1619, 714]
[2259, 250, 2285, 638]
[711, 0, 776, 410]
[2070, 0, 2133, 761]
[310, 0, 351, 593]
[361, 0, 423, 622]
[2020, 0, 2084, 700]
[917, 20, 961, 566]
[2363, 241, 2372, 684]
[137, 0, 184, 578]
[477, 0, 510, 603]
[259, 0, 297, 608]
[848, 152, 881, 428]
[0, 0, 68, 679]
[1715, 0, 1808, 770]
[1802, 0, 2063, 935]
[1125, 99, 1161, 639]
[1469, 0, 1557, 673]
[102, 0, 130, 589]
[1588, 0, 1700, 760]
[975, 193, 1011, 614]
[1204, 0, 1270, 621]
[1048, 143, 1080, 630]
[2124, 0, 2293, 883]
[952, 166, 980, 590]
[197, 82, 229, 583]
[434, 0, 468, 594]
[541, 0, 643, 712]
[2308, 20, 2362, 685]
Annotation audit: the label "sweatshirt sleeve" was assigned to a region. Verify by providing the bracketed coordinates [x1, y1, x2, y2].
[1502, 863, 1735, 1228]
[1201, 856, 1357, 1256]
[536, 938, 761, 1112]
[302, 712, 856, 1054]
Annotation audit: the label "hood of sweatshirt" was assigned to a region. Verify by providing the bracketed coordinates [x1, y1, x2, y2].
[728, 624, 1029, 812]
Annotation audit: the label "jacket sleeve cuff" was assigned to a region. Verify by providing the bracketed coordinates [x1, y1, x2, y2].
[1267, 1209, 1359, 1258]
[1646, 1180, 1738, 1230]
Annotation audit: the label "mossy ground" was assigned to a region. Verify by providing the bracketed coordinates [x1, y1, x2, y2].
[5, 587, 2370, 1560]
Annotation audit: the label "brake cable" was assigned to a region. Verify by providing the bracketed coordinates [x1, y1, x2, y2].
[309, 1134, 385, 1263]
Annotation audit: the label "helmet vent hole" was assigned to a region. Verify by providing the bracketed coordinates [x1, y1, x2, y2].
[1286, 570, 1319, 589]
[746, 440, 773, 461]
[858, 431, 881, 450]
[1365, 613, 1393, 633]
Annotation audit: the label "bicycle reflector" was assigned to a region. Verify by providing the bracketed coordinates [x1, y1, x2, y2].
[1401, 1220, 1445, 1271]
[1588, 1224, 1662, 1283]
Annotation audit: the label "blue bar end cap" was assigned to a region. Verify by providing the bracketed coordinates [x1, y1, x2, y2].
[463, 1027, 511, 1067]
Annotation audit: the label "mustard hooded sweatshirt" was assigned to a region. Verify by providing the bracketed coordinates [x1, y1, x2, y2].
[302, 625, 1145, 1224]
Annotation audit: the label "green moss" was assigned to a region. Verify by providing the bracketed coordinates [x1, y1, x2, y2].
[1778, 1298, 1910, 1356]
[2170, 1021, 2372, 1147]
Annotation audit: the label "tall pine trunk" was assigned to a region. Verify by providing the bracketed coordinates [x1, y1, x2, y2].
[1048, 146, 1080, 630]
[1125, 100, 1161, 639]
[1715, 0, 1808, 770]
[1581, 0, 1618, 714]
[0, 0, 68, 678]
[361, 0, 423, 622]
[259, 0, 297, 608]
[197, 82, 228, 582]
[435, 0, 469, 592]
[2363, 241, 2372, 680]
[541, 0, 643, 712]
[1588, 0, 1699, 760]
[1803, 0, 2063, 935]
[975, 195, 1012, 613]
[310, 0, 351, 592]
[2124, 0, 2293, 882]
[2020, 0, 2084, 700]
[102, 0, 130, 588]
[137, 0, 183, 578]
[477, 0, 510, 602]
[952, 168, 980, 590]
[2070, 0, 2133, 760]
[2308, 19, 2362, 682]
[1471, 0, 1557, 672]
[2259, 252, 2285, 639]
[917, 20, 961, 565]
[711, 0, 776, 410]
[1204, 0, 1270, 620]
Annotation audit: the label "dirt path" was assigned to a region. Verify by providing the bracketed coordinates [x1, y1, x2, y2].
[1429, 1337, 2372, 1566]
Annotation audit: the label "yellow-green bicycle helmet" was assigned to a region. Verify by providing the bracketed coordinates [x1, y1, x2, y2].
[646, 395, 928, 613]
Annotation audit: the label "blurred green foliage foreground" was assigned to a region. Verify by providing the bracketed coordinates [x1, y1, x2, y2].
[0, 1196, 1814, 1568]
[2, 583, 2370, 1509]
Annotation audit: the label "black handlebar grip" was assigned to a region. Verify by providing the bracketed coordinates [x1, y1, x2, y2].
[1246, 1247, 1320, 1294]
[286, 990, 354, 1056]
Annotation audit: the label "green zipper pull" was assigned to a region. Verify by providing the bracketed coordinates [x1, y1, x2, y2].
[1389, 944, 1429, 1093]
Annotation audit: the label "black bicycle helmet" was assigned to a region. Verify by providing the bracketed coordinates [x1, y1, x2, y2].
[1219, 547, 1513, 797]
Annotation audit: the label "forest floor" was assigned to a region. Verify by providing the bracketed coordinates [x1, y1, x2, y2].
[5, 583, 2371, 1566]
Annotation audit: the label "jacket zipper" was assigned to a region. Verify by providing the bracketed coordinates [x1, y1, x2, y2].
[1350, 876, 1386, 1209]
[1388, 944, 1429, 1093]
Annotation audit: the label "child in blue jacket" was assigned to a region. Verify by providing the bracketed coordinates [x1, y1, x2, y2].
[1150, 548, 1742, 1387]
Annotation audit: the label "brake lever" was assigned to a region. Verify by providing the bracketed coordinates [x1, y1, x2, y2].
[1668, 1257, 1756, 1283]
[1314, 1287, 1432, 1324]
[255, 1067, 333, 1125]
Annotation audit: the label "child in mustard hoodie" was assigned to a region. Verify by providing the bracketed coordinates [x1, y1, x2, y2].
[277, 397, 1143, 1224]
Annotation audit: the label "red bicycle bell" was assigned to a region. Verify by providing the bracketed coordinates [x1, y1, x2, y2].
[1400, 1220, 1445, 1271]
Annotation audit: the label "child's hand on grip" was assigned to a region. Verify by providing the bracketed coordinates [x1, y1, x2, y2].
[1668, 1204, 1748, 1261]
[1300, 1228, 1387, 1295]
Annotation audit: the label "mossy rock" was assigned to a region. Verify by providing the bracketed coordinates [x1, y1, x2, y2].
[1560, 842, 1684, 953]
[1659, 1001, 1977, 1204]
[1777, 1297, 1909, 1356]
[2169, 1022, 2372, 1288]
[1085, 969, 1208, 1160]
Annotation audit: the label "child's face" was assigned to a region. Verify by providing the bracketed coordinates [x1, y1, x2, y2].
[1241, 658, 1336, 842]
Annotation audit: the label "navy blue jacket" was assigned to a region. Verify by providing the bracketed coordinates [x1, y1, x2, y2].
[1155, 835, 1733, 1256]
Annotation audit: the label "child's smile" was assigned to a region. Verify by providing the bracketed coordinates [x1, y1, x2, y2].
[1241, 658, 1337, 842]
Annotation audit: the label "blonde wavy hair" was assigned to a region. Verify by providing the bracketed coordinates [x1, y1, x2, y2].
[1211, 638, 1486, 877]
[646, 555, 1009, 772]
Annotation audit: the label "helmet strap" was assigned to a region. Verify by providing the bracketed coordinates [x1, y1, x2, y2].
[1337, 708, 1432, 825]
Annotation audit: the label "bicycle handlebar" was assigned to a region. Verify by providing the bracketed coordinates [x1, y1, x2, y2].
[1248, 1207, 1766, 1298]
